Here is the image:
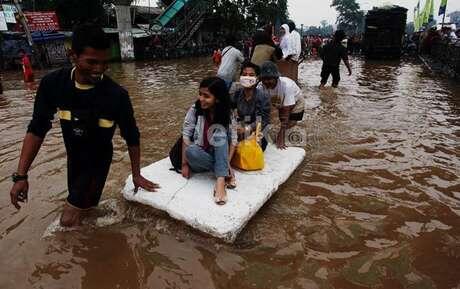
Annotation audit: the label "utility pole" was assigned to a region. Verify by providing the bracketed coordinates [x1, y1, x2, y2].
[13, 0, 33, 47]
[115, 0, 135, 61]
[13, 0, 45, 68]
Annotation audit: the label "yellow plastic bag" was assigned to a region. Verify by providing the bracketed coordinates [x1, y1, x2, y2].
[231, 122, 265, 171]
[231, 136, 264, 171]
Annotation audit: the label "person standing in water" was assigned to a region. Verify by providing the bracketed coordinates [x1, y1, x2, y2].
[9, 23, 159, 227]
[278, 23, 301, 82]
[319, 30, 352, 89]
[258, 61, 305, 150]
[251, 29, 283, 67]
[217, 38, 244, 90]
[19, 49, 34, 83]
[287, 21, 302, 81]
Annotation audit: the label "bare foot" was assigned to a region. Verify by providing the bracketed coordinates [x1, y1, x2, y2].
[213, 177, 228, 205]
[60, 203, 83, 227]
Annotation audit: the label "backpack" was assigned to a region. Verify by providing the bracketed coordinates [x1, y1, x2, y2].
[169, 107, 200, 173]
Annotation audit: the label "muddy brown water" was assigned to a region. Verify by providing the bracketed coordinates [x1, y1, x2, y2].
[1, 57, 459, 289]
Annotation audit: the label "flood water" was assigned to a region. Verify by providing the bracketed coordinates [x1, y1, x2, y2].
[1, 57, 459, 289]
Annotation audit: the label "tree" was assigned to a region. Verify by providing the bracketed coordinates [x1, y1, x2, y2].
[55, 0, 107, 29]
[20, 0, 108, 29]
[331, 0, 365, 34]
[20, 0, 58, 11]
[304, 21, 334, 37]
[19, 0, 290, 34]
[207, 0, 289, 37]
[320, 20, 328, 29]
[248, 0, 288, 27]
[448, 11, 460, 26]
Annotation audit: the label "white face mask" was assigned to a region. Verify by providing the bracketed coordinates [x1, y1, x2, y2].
[240, 76, 258, 88]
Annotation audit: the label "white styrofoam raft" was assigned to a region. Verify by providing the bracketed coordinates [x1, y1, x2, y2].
[122, 145, 306, 242]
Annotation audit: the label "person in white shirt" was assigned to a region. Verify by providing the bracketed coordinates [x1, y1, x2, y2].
[217, 39, 245, 90]
[288, 21, 302, 62]
[258, 61, 305, 149]
[277, 22, 302, 82]
[279, 24, 292, 59]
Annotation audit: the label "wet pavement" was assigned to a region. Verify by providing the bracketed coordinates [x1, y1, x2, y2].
[0, 57, 459, 289]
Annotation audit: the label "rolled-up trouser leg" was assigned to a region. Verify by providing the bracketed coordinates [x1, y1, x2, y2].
[210, 133, 229, 178]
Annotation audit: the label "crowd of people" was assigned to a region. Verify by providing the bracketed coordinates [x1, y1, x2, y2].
[406, 24, 460, 55]
[190, 23, 352, 204]
[8, 22, 354, 227]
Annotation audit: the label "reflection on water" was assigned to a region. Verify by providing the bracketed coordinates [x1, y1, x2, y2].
[1, 57, 460, 289]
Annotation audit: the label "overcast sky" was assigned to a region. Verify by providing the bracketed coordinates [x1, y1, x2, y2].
[288, 0, 460, 27]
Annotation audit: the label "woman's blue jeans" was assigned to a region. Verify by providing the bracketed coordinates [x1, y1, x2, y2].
[185, 134, 229, 178]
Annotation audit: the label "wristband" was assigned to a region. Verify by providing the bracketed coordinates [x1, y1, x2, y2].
[12, 173, 28, 183]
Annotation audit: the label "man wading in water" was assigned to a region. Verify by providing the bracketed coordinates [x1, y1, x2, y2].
[319, 30, 352, 89]
[9, 24, 160, 227]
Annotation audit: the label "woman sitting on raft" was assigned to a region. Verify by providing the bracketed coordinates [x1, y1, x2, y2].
[181, 77, 237, 205]
[231, 61, 271, 151]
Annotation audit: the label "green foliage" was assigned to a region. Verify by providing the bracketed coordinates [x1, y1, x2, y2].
[20, 0, 107, 29]
[19, 0, 289, 34]
[331, 0, 365, 34]
[247, 0, 288, 27]
[20, 0, 57, 11]
[55, 0, 106, 29]
[209, 0, 288, 36]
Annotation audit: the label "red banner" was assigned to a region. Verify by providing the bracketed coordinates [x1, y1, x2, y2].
[24, 12, 60, 32]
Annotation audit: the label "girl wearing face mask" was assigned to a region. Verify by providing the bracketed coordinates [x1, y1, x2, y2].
[231, 61, 271, 151]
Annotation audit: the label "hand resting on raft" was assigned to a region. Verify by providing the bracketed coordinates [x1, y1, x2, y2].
[129, 145, 160, 194]
[133, 174, 160, 194]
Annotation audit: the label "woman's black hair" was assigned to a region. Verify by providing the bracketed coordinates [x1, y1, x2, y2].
[72, 23, 110, 55]
[195, 77, 231, 128]
[240, 61, 260, 75]
[288, 21, 296, 32]
[253, 30, 273, 46]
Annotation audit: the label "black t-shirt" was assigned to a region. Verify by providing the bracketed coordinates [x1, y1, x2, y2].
[27, 67, 140, 162]
[320, 41, 348, 67]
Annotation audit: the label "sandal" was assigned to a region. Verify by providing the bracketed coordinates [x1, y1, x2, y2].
[213, 188, 228, 206]
[225, 175, 237, 189]
[225, 169, 237, 189]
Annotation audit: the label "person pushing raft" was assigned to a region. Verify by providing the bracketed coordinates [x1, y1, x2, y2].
[9, 24, 159, 227]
